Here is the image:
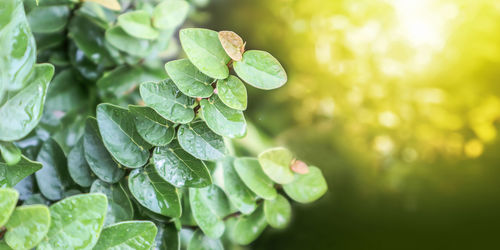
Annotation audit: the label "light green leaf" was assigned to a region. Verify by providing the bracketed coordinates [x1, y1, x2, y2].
[283, 166, 328, 203]
[0, 188, 18, 227]
[233, 50, 287, 90]
[234, 157, 277, 200]
[140, 80, 195, 124]
[263, 194, 291, 229]
[94, 221, 157, 250]
[129, 105, 175, 147]
[165, 59, 214, 98]
[187, 230, 223, 250]
[0, 156, 42, 188]
[153, 0, 190, 30]
[128, 165, 181, 217]
[200, 95, 246, 138]
[0, 64, 54, 141]
[97, 103, 151, 168]
[83, 117, 125, 183]
[258, 147, 294, 184]
[67, 138, 96, 188]
[91, 179, 134, 226]
[105, 26, 153, 57]
[232, 205, 267, 245]
[27, 5, 70, 34]
[4, 205, 50, 250]
[118, 10, 158, 40]
[217, 75, 247, 110]
[177, 120, 226, 161]
[153, 141, 212, 188]
[189, 185, 230, 238]
[219, 157, 257, 214]
[35, 138, 71, 201]
[83, 0, 121, 11]
[154, 223, 179, 250]
[0, 142, 21, 165]
[38, 193, 108, 250]
[179, 28, 230, 79]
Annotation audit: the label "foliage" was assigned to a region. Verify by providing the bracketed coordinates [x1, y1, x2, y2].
[0, 0, 327, 249]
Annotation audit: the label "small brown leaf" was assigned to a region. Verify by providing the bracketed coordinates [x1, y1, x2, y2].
[218, 31, 244, 61]
[83, 0, 121, 11]
[290, 160, 309, 174]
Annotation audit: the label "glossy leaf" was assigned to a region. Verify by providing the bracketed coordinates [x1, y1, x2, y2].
[234, 157, 277, 200]
[27, 5, 70, 33]
[129, 105, 175, 147]
[0, 142, 21, 165]
[217, 75, 247, 110]
[38, 194, 107, 249]
[153, 141, 212, 188]
[83, 117, 125, 183]
[283, 166, 328, 203]
[258, 147, 295, 184]
[0, 188, 18, 227]
[105, 26, 153, 57]
[218, 31, 244, 61]
[118, 10, 158, 40]
[91, 179, 134, 225]
[187, 230, 223, 250]
[177, 120, 226, 161]
[200, 95, 246, 138]
[94, 221, 157, 250]
[232, 205, 267, 245]
[165, 58, 214, 98]
[189, 185, 230, 238]
[233, 50, 287, 90]
[263, 194, 291, 229]
[97, 103, 151, 168]
[179, 28, 231, 79]
[67, 138, 96, 187]
[35, 138, 71, 201]
[128, 165, 181, 217]
[4, 205, 50, 250]
[154, 222, 179, 250]
[0, 155, 42, 188]
[219, 157, 257, 214]
[0, 64, 54, 141]
[140, 80, 195, 124]
[153, 0, 189, 30]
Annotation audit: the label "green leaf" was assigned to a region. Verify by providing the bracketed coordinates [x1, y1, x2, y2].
[35, 138, 71, 201]
[128, 165, 181, 217]
[83, 0, 121, 11]
[97, 103, 151, 168]
[27, 5, 70, 33]
[177, 120, 226, 161]
[179, 28, 231, 79]
[129, 105, 175, 147]
[0, 64, 54, 141]
[153, 0, 190, 30]
[67, 138, 96, 187]
[189, 185, 231, 238]
[154, 223, 179, 250]
[234, 157, 277, 200]
[283, 166, 328, 203]
[179, 189, 197, 226]
[118, 10, 159, 40]
[0, 156, 42, 188]
[219, 157, 257, 214]
[23, 193, 50, 206]
[94, 221, 157, 250]
[140, 80, 195, 124]
[0, 142, 21, 165]
[91, 179, 134, 226]
[105, 26, 153, 57]
[217, 75, 247, 110]
[187, 230, 223, 250]
[258, 147, 295, 184]
[4, 205, 50, 250]
[153, 141, 212, 188]
[263, 194, 291, 229]
[83, 117, 125, 183]
[165, 59, 214, 98]
[233, 50, 287, 90]
[200, 95, 246, 138]
[0, 188, 18, 227]
[232, 205, 267, 245]
[38, 193, 108, 250]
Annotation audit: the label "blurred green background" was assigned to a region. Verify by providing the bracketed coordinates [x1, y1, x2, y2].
[203, 0, 500, 249]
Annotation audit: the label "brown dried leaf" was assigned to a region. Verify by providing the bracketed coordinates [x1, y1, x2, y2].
[218, 31, 244, 61]
[83, 0, 121, 11]
[290, 160, 309, 174]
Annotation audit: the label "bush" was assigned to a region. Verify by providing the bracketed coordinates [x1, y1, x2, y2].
[0, 0, 327, 249]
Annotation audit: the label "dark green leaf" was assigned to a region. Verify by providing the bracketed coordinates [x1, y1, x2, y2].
[94, 221, 157, 250]
[23, 193, 50, 206]
[258, 147, 295, 184]
[67, 138, 96, 187]
[180, 189, 197, 226]
[219, 157, 257, 214]
[129, 105, 175, 147]
[91, 179, 134, 225]
[0, 155, 42, 188]
[189, 185, 230, 238]
[187, 230, 223, 250]
[263, 194, 291, 229]
[177, 120, 226, 161]
[283, 166, 328, 203]
[35, 138, 71, 201]
[0, 188, 18, 227]
[234, 157, 277, 200]
[233, 50, 287, 90]
[154, 223, 180, 250]
[232, 205, 267, 245]
[118, 10, 158, 40]
[165, 59, 214, 98]
[27, 5, 70, 33]
[217, 75, 247, 110]
[4, 205, 50, 250]
[153, 0, 189, 30]
[105, 26, 153, 57]
[200, 95, 246, 138]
